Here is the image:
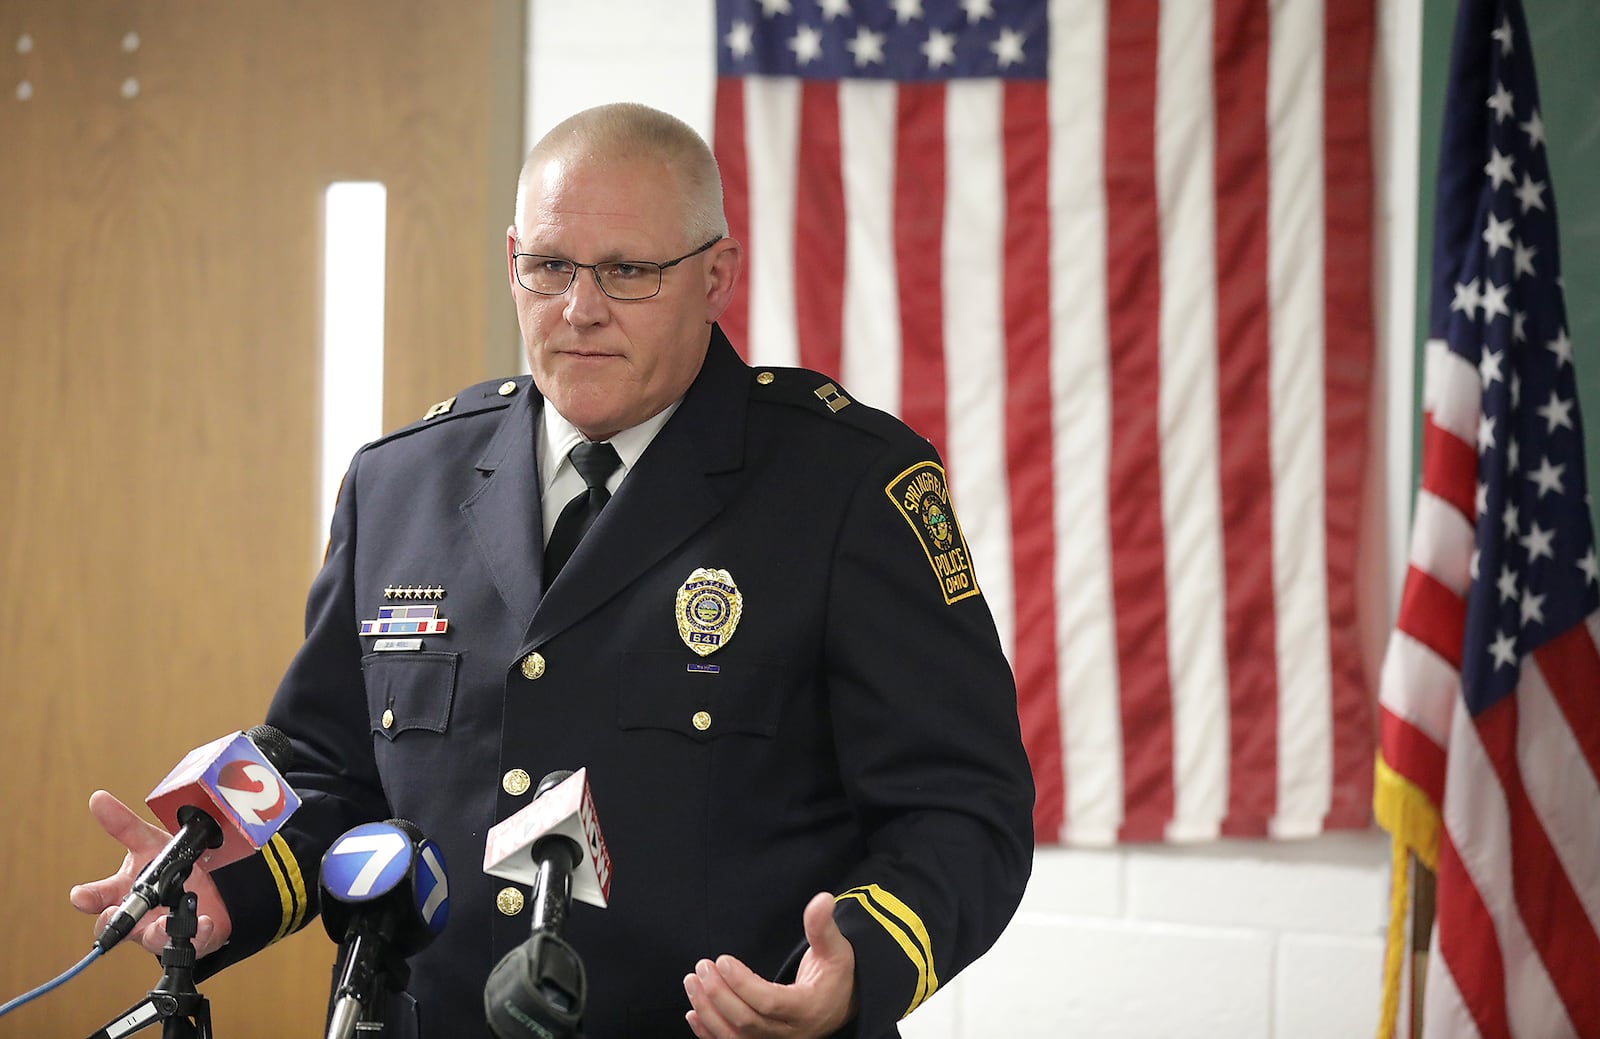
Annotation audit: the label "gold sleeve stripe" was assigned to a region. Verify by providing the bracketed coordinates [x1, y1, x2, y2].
[836, 891, 930, 1013]
[262, 833, 308, 942]
[837, 885, 940, 1015]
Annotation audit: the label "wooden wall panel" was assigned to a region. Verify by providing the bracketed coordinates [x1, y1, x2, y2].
[0, 2, 521, 1034]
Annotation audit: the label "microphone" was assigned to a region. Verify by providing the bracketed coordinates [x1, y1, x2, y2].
[321, 819, 450, 1039]
[95, 724, 300, 953]
[482, 768, 612, 911]
[483, 769, 611, 1039]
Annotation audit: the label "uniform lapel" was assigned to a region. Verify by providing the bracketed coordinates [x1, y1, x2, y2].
[523, 328, 749, 648]
[461, 389, 546, 632]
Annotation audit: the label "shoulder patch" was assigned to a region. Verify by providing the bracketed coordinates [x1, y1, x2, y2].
[885, 461, 980, 605]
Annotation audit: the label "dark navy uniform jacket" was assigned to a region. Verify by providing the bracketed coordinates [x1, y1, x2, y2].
[204, 327, 1035, 1038]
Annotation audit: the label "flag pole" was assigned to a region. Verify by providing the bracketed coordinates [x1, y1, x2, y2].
[1409, 861, 1434, 1036]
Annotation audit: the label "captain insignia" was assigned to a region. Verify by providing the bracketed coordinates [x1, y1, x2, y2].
[422, 396, 456, 420]
[813, 382, 850, 412]
[886, 462, 979, 605]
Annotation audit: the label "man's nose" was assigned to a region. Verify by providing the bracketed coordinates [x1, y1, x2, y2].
[563, 266, 612, 324]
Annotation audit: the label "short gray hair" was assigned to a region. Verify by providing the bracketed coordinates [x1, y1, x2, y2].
[515, 103, 727, 245]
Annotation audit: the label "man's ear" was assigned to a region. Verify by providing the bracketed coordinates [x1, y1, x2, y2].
[505, 225, 520, 292]
[703, 238, 743, 324]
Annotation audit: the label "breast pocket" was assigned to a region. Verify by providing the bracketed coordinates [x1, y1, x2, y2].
[616, 651, 793, 743]
[362, 651, 459, 740]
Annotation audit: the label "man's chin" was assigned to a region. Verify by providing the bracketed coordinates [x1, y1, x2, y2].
[546, 391, 628, 441]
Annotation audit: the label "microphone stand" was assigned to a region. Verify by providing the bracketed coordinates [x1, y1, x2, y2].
[86, 889, 213, 1039]
[325, 932, 414, 1039]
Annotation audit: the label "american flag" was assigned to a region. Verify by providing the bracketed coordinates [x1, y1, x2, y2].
[712, 0, 1375, 843]
[1374, 0, 1600, 1034]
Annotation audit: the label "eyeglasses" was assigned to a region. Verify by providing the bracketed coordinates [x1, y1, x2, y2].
[512, 236, 723, 301]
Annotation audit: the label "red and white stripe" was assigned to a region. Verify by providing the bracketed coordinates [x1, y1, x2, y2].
[715, 0, 1374, 844]
[1380, 338, 1600, 1037]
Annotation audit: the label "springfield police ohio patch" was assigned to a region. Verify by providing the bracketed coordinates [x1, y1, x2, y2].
[886, 462, 980, 605]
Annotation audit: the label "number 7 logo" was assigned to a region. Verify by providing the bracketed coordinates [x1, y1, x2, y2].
[327, 830, 410, 899]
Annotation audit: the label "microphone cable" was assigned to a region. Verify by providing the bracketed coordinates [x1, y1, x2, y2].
[0, 948, 101, 1020]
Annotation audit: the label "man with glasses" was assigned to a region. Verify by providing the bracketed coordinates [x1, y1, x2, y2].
[72, 102, 1034, 1039]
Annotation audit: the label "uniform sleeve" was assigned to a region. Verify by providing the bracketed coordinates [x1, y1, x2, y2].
[197, 449, 392, 979]
[823, 444, 1035, 1034]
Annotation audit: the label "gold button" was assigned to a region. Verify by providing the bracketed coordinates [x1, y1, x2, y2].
[502, 768, 532, 796]
[756, 371, 775, 385]
[520, 652, 546, 680]
[496, 887, 525, 916]
[692, 710, 711, 731]
[498, 380, 518, 397]
[381, 708, 395, 729]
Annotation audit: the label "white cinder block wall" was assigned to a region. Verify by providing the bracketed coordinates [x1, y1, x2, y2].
[526, 4, 1418, 1037]
[899, 834, 1391, 1038]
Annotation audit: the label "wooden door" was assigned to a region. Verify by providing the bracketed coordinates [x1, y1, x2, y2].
[0, 2, 522, 1034]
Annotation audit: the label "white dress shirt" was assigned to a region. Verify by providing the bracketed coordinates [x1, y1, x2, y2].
[536, 398, 681, 547]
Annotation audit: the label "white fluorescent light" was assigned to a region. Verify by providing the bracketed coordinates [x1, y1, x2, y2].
[319, 181, 387, 552]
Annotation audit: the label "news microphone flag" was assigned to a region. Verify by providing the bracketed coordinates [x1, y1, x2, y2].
[483, 768, 612, 909]
[322, 820, 450, 1039]
[321, 820, 450, 942]
[146, 728, 300, 871]
[1374, 0, 1600, 1035]
[96, 725, 299, 954]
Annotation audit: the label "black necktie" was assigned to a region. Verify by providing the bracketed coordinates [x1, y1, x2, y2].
[544, 441, 622, 586]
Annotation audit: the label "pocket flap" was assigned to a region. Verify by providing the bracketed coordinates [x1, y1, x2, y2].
[616, 651, 793, 741]
[361, 651, 459, 740]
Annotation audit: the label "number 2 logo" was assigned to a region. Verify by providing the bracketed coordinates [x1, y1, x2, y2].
[216, 760, 287, 825]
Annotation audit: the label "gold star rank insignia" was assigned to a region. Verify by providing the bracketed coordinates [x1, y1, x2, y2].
[886, 462, 980, 605]
[676, 568, 743, 656]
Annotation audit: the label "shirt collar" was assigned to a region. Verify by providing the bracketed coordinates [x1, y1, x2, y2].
[538, 397, 681, 495]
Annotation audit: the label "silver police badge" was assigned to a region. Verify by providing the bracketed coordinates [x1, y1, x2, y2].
[675, 568, 743, 657]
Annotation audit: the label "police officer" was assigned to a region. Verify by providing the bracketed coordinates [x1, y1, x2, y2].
[73, 102, 1034, 1039]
